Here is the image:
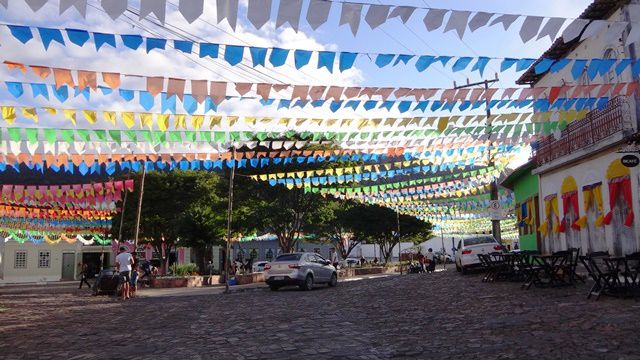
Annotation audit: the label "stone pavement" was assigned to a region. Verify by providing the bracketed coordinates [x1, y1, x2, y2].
[1, 266, 640, 359]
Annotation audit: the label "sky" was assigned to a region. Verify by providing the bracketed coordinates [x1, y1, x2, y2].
[0, 0, 593, 131]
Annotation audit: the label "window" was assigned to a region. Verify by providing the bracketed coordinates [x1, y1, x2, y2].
[275, 254, 302, 262]
[14, 251, 27, 269]
[463, 237, 496, 246]
[38, 251, 51, 268]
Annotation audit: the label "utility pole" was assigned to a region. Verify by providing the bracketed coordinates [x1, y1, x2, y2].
[396, 208, 402, 274]
[224, 147, 237, 294]
[454, 75, 502, 245]
[133, 165, 146, 248]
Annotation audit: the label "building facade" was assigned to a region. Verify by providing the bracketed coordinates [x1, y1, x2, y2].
[519, 1, 640, 256]
[501, 162, 541, 251]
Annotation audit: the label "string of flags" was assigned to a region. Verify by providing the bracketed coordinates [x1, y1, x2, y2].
[7, 61, 639, 105]
[10, 0, 640, 45]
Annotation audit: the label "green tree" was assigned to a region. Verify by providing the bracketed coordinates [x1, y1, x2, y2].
[345, 203, 433, 262]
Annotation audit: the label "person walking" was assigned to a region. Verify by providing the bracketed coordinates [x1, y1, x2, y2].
[78, 263, 91, 289]
[129, 265, 139, 298]
[115, 246, 134, 300]
[331, 251, 339, 268]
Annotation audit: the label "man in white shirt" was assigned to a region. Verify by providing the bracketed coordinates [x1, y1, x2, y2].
[115, 246, 134, 300]
[425, 248, 435, 273]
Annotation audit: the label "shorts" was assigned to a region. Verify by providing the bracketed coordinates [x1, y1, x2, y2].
[120, 271, 131, 283]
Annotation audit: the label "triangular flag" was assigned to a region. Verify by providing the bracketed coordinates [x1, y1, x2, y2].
[101, 0, 126, 20]
[339, 3, 363, 36]
[444, 10, 471, 39]
[388, 6, 415, 24]
[365, 5, 390, 30]
[424, 8, 448, 31]
[248, 0, 272, 29]
[140, 0, 167, 24]
[537, 17, 565, 41]
[276, 0, 303, 32]
[519, 16, 543, 43]
[25, 0, 47, 11]
[179, 0, 203, 23]
[306, 0, 331, 30]
[468, 12, 492, 32]
[60, 0, 87, 17]
[216, 0, 239, 30]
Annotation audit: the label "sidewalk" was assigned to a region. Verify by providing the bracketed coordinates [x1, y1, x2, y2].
[138, 273, 398, 298]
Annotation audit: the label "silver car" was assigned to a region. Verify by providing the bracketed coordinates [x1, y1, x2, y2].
[264, 252, 338, 291]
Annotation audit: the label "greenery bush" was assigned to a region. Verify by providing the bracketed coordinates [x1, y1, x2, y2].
[171, 263, 200, 276]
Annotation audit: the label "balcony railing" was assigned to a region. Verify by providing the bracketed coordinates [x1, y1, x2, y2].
[532, 96, 634, 166]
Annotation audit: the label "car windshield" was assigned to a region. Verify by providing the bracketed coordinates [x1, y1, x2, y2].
[464, 237, 496, 246]
[274, 254, 302, 261]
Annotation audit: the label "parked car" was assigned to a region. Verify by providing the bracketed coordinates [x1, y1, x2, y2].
[92, 268, 122, 296]
[434, 251, 453, 264]
[264, 252, 338, 291]
[252, 261, 269, 273]
[454, 236, 504, 275]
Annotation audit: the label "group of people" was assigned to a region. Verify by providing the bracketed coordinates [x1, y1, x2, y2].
[416, 248, 436, 273]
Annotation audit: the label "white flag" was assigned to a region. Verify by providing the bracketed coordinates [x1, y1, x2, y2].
[339, 2, 363, 36]
[101, 0, 127, 20]
[277, 0, 303, 31]
[60, 0, 86, 17]
[519, 16, 543, 43]
[562, 18, 590, 42]
[489, 14, 519, 30]
[365, 4, 390, 30]
[581, 20, 607, 41]
[423, 8, 448, 31]
[248, 0, 272, 29]
[468, 12, 492, 32]
[140, 0, 166, 23]
[307, 0, 331, 30]
[444, 10, 471, 39]
[388, 6, 415, 24]
[217, 0, 239, 30]
[25, 0, 47, 11]
[626, 22, 640, 46]
[179, 0, 204, 23]
[536, 17, 565, 41]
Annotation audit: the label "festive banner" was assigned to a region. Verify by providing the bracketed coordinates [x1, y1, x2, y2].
[6, 3, 637, 45]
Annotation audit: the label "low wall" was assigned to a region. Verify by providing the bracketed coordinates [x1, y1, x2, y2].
[235, 273, 265, 285]
[150, 276, 203, 288]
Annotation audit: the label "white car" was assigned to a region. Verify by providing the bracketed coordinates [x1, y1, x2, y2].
[454, 236, 504, 274]
[252, 261, 269, 273]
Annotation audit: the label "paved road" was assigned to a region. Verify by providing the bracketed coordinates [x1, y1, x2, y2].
[1, 267, 640, 359]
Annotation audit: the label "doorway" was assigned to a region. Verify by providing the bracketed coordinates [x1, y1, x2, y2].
[61, 253, 75, 280]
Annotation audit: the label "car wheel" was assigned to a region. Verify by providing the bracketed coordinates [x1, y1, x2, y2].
[461, 265, 467, 275]
[455, 262, 461, 272]
[269, 285, 280, 291]
[300, 274, 314, 291]
[327, 273, 337, 287]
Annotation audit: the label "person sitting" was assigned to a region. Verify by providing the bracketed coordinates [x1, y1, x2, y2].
[417, 251, 425, 273]
[426, 248, 436, 273]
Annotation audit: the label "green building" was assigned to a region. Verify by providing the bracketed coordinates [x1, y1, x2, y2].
[501, 162, 540, 251]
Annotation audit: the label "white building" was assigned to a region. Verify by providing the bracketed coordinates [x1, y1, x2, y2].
[0, 240, 114, 284]
[519, 0, 640, 256]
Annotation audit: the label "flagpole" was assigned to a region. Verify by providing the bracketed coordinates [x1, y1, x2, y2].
[224, 147, 237, 294]
[133, 165, 146, 249]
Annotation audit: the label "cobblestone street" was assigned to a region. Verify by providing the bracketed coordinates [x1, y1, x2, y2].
[2, 267, 640, 359]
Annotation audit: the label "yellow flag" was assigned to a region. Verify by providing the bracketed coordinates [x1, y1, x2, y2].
[244, 116, 256, 126]
[122, 112, 135, 128]
[43, 107, 57, 115]
[63, 109, 77, 125]
[259, 174, 268, 181]
[209, 115, 222, 128]
[140, 113, 153, 130]
[175, 114, 186, 129]
[437, 117, 449, 132]
[191, 115, 204, 129]
[227, 116, 238, 127]
[158, 114, 170, 131]
[82, 110, 96, 124]
[22, 107, 38, 123]
[103, 111, 116, 125]
[325, 119, 337, 127]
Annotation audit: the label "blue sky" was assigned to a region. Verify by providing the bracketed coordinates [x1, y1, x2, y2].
[0, 0, 592, 128]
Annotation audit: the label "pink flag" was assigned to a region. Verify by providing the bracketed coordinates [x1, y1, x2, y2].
[191, 80, 208, 103]
[146, 76, 164, 96]
[209, 81, 227, 105]
[167, 78, 186, 100]
[256, 83, 271, 100]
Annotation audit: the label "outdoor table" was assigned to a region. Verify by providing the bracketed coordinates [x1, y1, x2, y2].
[602, 257, 640, 299]
[530, 254, 570, 288]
